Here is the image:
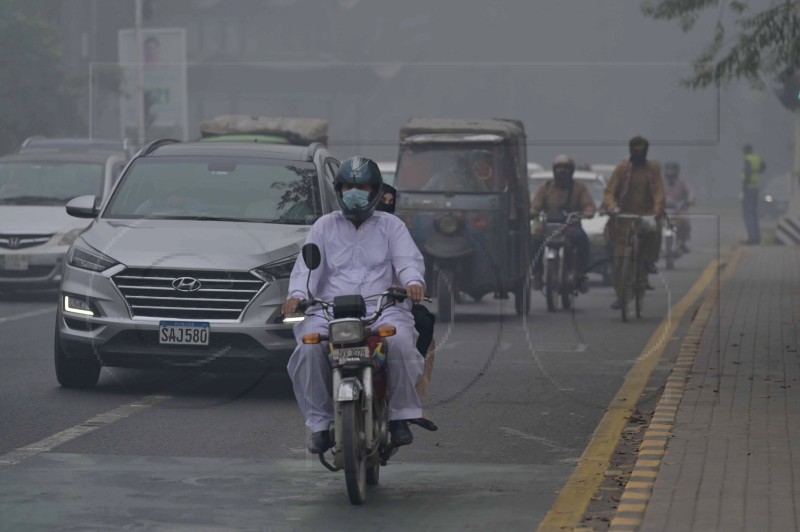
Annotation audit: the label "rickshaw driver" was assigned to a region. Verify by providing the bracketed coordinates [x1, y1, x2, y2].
[282, 156, 427, 454]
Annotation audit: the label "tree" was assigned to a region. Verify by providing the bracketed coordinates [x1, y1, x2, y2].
[641, 0, 800, 89]
[0, 0, 81, 155]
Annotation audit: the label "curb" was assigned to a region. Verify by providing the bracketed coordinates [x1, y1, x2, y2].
[775, 213, 800, 246]
[607, 247, 743, 531]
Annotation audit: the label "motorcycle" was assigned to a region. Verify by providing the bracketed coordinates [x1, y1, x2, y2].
[540, 212, 585, 311]
[288, 243, 435, 505]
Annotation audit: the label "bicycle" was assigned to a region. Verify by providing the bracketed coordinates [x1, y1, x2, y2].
[613, 213, 657, 322]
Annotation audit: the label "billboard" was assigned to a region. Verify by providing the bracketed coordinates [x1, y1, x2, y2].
[118, 27, 188, 142]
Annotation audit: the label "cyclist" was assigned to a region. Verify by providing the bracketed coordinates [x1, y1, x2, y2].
[602, 136, 666, 310]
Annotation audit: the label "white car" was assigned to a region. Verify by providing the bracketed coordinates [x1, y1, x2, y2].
[0, 147, 128, 291]
[527, 162, 545, 176]
[376, 161, 396, 186]
[529, 170, 612, 284]
[589, 163, 617, 183]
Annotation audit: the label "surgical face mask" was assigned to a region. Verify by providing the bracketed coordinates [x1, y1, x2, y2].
[342, 188, 370, 209]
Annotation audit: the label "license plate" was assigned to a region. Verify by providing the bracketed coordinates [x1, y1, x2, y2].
[0, 255, 29, 271]
[159, 321, 210, 346]
[333, 346, 369, 362]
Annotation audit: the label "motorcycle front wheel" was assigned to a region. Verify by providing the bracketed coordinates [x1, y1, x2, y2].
[342, 401, 367, 504]
[545, 259, 558, 312]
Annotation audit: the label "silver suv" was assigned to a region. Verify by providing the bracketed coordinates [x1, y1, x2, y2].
[55, 139, 340, 387]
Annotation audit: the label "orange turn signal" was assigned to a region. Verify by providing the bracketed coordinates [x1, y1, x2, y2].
[302, 333, 321, 344]
[377, 325, 396, 338]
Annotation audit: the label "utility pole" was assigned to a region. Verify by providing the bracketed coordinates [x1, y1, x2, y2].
[134, 0, 146, 146]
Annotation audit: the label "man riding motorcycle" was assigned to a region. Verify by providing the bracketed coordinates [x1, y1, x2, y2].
[530, 155, 597, 291]
[282, 157, 427, 454]
[602, 136, 666, 310]
[663, 161, 694, 253]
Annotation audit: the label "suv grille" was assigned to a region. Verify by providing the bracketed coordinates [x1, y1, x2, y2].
[112, 267, 265, 319]
[0, 234, 52, 250]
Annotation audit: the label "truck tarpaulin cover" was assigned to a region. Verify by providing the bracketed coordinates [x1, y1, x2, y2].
[200, 115, 329, 145]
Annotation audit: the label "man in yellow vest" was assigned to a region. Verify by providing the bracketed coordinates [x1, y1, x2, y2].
[741, 144, 766, 244]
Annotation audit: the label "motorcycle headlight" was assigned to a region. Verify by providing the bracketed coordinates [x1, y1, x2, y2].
[435, 214, 461, 235]
[58, 228, 84, 246]
[329, 319, 364, 344]
[251, 255, 297, 283]
[68, 243, 118, 272]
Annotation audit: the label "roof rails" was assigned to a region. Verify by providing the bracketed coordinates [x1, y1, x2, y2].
[20, 135, 47, 148]
[140, 138, 181, 157]
[18, 136, 137, 157]
[305, 142, 325, 162]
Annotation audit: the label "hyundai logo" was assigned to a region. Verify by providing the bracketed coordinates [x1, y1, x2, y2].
[7, 237, 20, 249]
[172, 277, 202, 292]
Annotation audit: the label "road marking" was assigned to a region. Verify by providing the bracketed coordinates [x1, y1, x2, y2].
[536, 256, 723, 532]
[0, 395, 168, 470]
[0, 373, 215, 471]
[0, 307, 54, 324]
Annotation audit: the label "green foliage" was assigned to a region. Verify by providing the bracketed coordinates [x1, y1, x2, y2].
[641, 0, 800, 88]
[0, 0, 81, 155]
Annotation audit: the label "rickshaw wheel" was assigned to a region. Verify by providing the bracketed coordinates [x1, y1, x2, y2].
[437, 268, 455, 323]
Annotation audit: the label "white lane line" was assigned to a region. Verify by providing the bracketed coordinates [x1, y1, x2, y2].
[499, 427, 578, 453]
[0, 394, 169, 470]
[0, 307, 55, 324]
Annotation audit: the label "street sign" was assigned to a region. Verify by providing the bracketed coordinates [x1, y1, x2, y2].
[118, 27, 188, 142]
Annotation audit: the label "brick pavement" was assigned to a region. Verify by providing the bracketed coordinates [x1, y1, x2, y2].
[639, 246, 800, 531]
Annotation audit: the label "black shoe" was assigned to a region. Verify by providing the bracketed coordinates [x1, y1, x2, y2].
[389, 420, 414, 447]
[610, 298, 623, 310]
[644, 262, 658, 274]
[307, 430, 332, 454]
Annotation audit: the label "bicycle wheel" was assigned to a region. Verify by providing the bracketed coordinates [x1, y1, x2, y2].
[619, 226, 636, 322]
[634, 234, 643, 318]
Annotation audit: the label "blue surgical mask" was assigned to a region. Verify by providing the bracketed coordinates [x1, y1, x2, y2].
[342, 188, 370, 209]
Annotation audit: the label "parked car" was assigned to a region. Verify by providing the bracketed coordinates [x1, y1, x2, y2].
[529, 170, 611, 284]
[0, 142, 130, 291]
[527, 162, 545, 176]
[54, 137, 340, 387]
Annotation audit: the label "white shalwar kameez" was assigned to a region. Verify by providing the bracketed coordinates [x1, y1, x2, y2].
[287, 210, 426, 432]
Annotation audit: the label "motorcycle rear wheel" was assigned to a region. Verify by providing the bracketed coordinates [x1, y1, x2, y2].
[342, 401, 367, 504]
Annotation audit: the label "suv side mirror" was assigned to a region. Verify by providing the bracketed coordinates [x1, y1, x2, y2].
[66, 195, 98, 218]
[301, 243, 321, 270]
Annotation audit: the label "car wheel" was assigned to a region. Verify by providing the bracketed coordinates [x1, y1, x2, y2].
[54, 325, 100, 388]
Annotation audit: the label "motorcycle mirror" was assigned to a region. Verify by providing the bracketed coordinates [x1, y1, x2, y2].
[301, 243, 322, 271]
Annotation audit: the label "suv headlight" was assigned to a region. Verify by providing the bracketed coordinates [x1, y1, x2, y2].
[329, 320, 364, 344]
[251, 255, 297, 283]
[68, 242, 118, 272]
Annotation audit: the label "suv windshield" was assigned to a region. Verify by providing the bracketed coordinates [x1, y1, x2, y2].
[395, 144, 508, 192]
[0, 162, 103, 205]
[104, 156, 322, 224]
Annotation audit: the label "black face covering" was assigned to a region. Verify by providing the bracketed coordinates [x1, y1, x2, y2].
[376, 184, 397, 214]
[629, 146, 648, 166]
[553, 167, 573, 188]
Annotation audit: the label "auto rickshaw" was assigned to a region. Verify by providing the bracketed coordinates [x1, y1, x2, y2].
[394, 118, 532, 322]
